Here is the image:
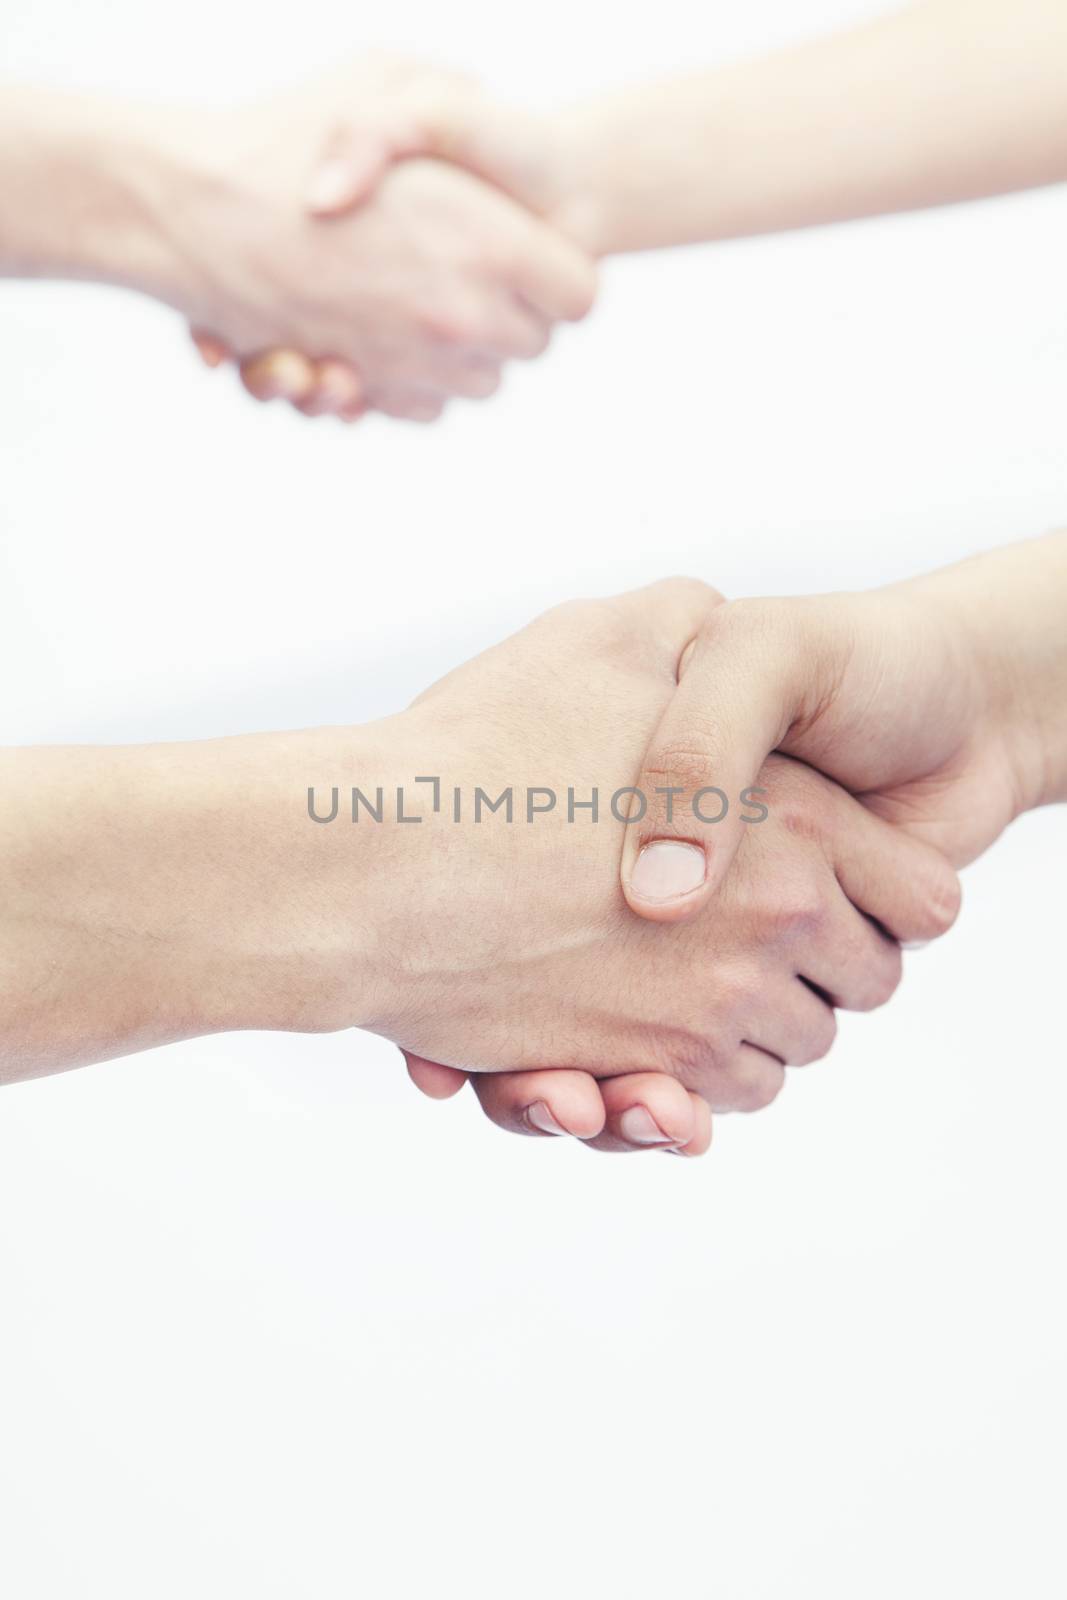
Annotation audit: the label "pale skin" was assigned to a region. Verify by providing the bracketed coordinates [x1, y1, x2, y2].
[4, 10, 1065, 1150]
[0, 579, 961, 1160]
[6, 5, 1065, 418]
[236, 0, 1067, 412]
[0, 61, 596, 423]
[3, 539, 1065, 1151]
[409, 532, 1067, 1144]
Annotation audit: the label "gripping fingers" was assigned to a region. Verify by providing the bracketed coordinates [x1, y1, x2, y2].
[701, 1045, 787, 1115]
[471, 1069, 711, 1156]
[371, 387, 447, 423]
[471, 1070, 608, 1140]
[240, 349, 317, 406]
[800, 877, 904, 1013]
[832, 795, 962, 945]
[585, 1074, 712, 1156]
[239, 350, 368, 421]
[480, 304, 551, 362]
[743, 978, 838, 1068]
[295, 358, 367, 419]
[502, 215, 598, 323]
[190, 327, 231, 368]
[403, 1051, 469, 1100]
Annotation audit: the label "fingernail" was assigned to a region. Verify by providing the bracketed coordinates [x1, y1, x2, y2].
[527, 1101, 568, 1136]
[901, 940, 930, 952]
[619, 1106, 674, 1145]
[630, 840, 706, 902]
[306, 159, 356, 213]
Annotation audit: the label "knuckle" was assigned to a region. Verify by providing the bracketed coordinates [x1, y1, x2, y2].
[643, 744, 719, 801]
[765, 883, 827, 944]
[544, 596, 632, 657]
[658, 575, 724, 609]
[722, 1058, 786, 1113]
[768, 768, 832, 843]
[778, 798, 827, 846]
[541, 595, 606, 630]
[851, 945, 904, 1012]
[419, 301, 480, 347]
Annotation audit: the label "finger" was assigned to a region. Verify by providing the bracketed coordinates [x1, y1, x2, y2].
[583, 1073, 712, 1156]
[306, 121, 400, 215]
[621, 601, 806, 925]
[240, 349, 317, 405]
[703, 1045, 787, 1115]
[304, 90, 563, 227]
[405, 96, 552, 209]
[496, 215, 598, 323]
[304, 83, 500, 218]
[743, 978, 838, 1067]
[477, 305, 550, 362]
[371, 387, 447, 423]
[425, 354, 504, 401]
[471, 1070, 607, 1140]
[190, 328, 231, 368]
[801, 893, 904, 1014]
[833, 795, 963, 945]
[295, 358, 367, 418]
[789, 849, 904, 1012]
[403, 1051, 468, 1099]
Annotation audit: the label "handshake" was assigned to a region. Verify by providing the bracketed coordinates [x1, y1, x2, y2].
[4, 532, 1064, 1157]
[113, 54, 608, 425]
[11, 9, 1067, 427]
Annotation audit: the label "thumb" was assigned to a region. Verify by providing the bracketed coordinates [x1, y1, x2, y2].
[621, 604, 802, 923]
[305, 94, 552, 219]
[305, 120, 398, 215]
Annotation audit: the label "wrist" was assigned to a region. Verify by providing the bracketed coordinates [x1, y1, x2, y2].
[544, 105, 616, 257]
[179, 719, 426, 1040]
[914, 533, 1067, 817]
[0, 722, 421, 1078]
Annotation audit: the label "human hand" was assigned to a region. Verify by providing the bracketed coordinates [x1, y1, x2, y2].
[0, 581, 959, 1098]
[348, 580, 959, 1153]
[617, 536, 1067, 928]
[174, 58, 594, 421]
[370, 536, 1067, 1147]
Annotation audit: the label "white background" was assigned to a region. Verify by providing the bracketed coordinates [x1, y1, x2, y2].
[2, 2, 1066, 1595]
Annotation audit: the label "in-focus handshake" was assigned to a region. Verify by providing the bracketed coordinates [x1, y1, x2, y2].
[3, 532, 1064, 1156]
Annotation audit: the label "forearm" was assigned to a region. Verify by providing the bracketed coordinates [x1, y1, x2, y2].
[559, 0, 1067, 255]
[0, 85, 209, 305]
[0, 726, 401, 1084]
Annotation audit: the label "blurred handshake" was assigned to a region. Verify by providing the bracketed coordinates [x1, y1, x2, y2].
[180, 54, 598, 423]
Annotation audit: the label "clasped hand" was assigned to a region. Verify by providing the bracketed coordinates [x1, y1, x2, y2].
[382, 536, 1063, 1154]
[174, 54, 589, 422]
[338, 569, 998, 1154]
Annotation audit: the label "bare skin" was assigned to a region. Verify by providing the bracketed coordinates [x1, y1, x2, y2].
[416, 532, 1067, 1147]
[0, 65, 595, 424]
[241, 0, 1067, 411]
[0, 581, 959, 1161]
